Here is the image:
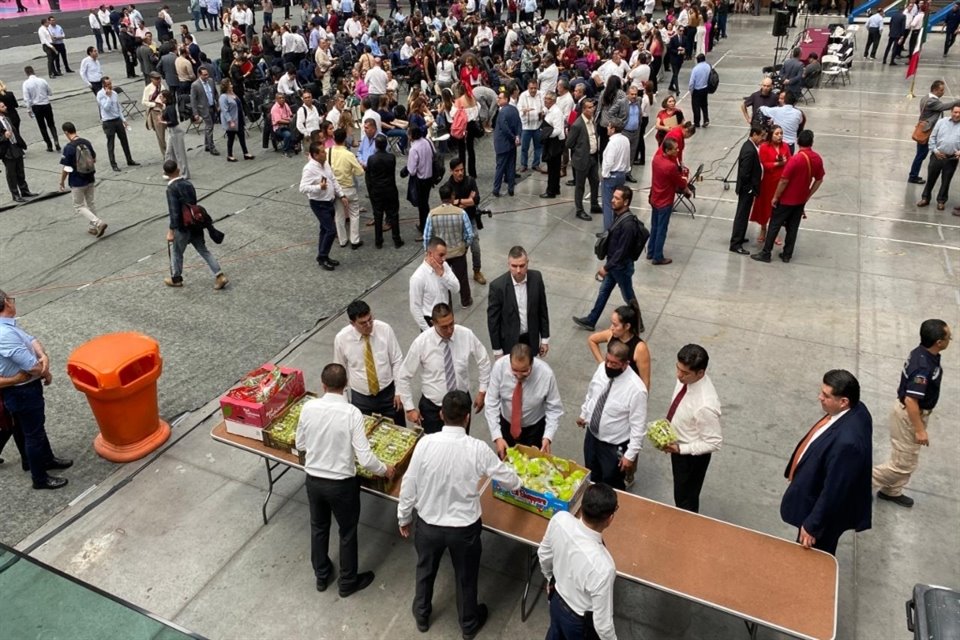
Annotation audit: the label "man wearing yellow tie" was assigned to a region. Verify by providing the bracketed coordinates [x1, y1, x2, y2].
[779, 370, 873, 555]
[484, 343, 563, 459]
[333, 300, 406, 425]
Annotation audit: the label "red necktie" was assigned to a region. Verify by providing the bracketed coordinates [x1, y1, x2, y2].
[510, 380, 523, 440]
[787, 414, 830, 482]
[665, 384, 687, 421]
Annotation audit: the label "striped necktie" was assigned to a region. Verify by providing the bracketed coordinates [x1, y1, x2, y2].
[363, 334, 379, 396]
[443, 339, 457, 392]
[589, 379, 614, 437]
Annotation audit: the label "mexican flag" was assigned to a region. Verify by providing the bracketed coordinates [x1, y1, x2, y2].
[906, 8, 929, 79]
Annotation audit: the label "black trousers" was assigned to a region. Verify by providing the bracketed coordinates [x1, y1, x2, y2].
[418, 396, 444, 434]
[123, 49, 138, 77]
[883, 36, 901, 63]
[671, 452, 711, 513]
[305, 474, 362, 590]
[0, 420, 27, 470]
[865, 27, 881, 58]
[370, 197, 402, 247]
[43, 45, 60, 76]
[30, 104, 60, 149]
[53, 43, 71, 72]
[415, 176, 433, 232]
[573, 157, 599, 215]
[691, 88, 709, 126]
[101, 119, 134, 166]
[921, 153, 959, 204]
[1, 381, 55, 484]
[3, 156, 29, 197]
[351, 382, 406, 426]
[729, 191, 756, 249]
[498, 415, 546, 448]
[447, 254, 472, 306]
[414, 516, 484, 635]
[946, 29, 958, 55]
[760, 202, 805, 259]
[454, 131, 477, 178]
[103, 25, 118, 50]
[546, 148, 561, 195]
[583, 429, 627, 490]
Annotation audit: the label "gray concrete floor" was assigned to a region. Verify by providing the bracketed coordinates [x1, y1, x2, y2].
[1, 11, 958, 640]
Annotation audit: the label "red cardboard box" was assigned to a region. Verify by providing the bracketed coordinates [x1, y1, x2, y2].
[219, 366, 306, 428]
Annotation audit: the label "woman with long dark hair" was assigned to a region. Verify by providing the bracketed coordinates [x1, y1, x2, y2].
[218, 79, 254, 161]
[648, 27, 665, 93]
[451, 82, 480, 177]
[597, 75, 628, 155]
[586, 302, 650, 388]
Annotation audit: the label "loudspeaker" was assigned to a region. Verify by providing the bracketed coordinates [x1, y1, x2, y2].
[773, 10, 790, 37]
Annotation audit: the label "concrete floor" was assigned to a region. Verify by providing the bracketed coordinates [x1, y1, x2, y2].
[1, 10, 958, 640]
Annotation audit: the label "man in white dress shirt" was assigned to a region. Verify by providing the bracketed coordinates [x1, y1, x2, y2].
[80, 47, 104, 96]
[600, 118, 631, 231]
[576, 340, 647, 490]
[364, 58, 388, 106]
[485, 343, 563, 458]
[396, 303, 490, 434]
[409, 237, 461, 331]
[333, 300, 406, 425]
[538, 483, 619, 640]
[22, 66, 60, 152]
[295, 364, 394, 596]
[397, 390, 521, 638]
[656, 344, 721, 513]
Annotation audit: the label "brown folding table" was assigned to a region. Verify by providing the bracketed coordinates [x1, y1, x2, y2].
[211, 423, 837, 639]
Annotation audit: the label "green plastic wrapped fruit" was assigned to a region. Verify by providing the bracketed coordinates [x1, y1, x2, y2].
[647, 419, 678, 449]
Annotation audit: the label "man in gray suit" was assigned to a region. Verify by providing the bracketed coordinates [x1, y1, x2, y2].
[159, 45, 181, 95]
[137, 32, 159, 85]
[565, 99, 602, 222]
[190, 67, 220, 156]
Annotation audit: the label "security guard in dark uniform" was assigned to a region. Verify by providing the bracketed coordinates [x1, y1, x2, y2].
[872, 318, 951, 508]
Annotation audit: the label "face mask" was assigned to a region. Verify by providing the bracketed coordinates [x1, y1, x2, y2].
[605, 365, 625, 379]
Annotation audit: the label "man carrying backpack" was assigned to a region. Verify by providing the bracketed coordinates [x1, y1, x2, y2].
[58, 121, 107, 237]
[163, 160, 228, 290]
[572, 186, 647, 332]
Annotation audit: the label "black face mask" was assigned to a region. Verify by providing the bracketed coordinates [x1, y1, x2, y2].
[605, 365, 625, 379]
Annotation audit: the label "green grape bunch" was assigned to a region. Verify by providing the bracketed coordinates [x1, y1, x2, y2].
[647, 419, 679, 449]
[265, 397, 311, 447]
[356, 424, 420, 478]
[503, 449, 587, 502]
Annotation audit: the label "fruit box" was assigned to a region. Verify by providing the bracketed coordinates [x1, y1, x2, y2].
[492, 445, 590, 520]
[219, 366, 306, 428]
[357, 419, 423, 494]
[260, 393, 317, 465]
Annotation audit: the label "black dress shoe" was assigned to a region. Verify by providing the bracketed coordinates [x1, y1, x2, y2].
[12, 195, 26, 203]
[539, 192, 556, 198]
[394, 239, 405, 248]
[319, 260, 336, 271]
[625, 175, 637, 183]
[46, 146, 55, 153]
[778, 253, 791, 263]
[209, 149, 221, 156]
[339, 571, 375, 597]
[565, 179, 575, 186]
[351, 241, 364, 250]
[907, 176, 926, 184]
[316, 577, 329, 592]
[462, 604, 488, 640]
[34, 476, 68, 490]
[575, 211, 592, 221]
[21, 191, 39, 198]
[572, 316, 595, 331]
[877, 490, 914, 507]
[750, 253, 772, 263]
[507, 191, 514, 196]
[46, 457, 74, 470]
[590, 206, 603, 214]
[414, 614, 430, 633]
[111, 165, 121, 172]
[492, 191, 501, 197]
[730, 247, 750, 255]
[327, 258, 340, 266]
[127, 160, 141, 166]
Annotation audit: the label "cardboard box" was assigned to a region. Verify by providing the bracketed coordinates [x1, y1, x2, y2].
[493, 445, 590, 519]
[357, 419, 423, 494]
[219, 366, 306, 428]
[260, 393, 316, 463]
[224, 418, 265, 441]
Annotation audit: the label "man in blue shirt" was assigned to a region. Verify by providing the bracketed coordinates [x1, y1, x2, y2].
[59, 121, 108, 237]
[96, 77, 140, 172]
[688, 53, 711, 128]
[0, 291, 72, 489]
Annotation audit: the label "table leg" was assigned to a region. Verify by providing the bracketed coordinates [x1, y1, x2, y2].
[261, 458, 293, 525]
[744, 620, 759, 639]
[520, 547, 546, 622]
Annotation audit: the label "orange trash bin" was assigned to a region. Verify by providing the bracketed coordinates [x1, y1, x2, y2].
[66, 332, 171, 463]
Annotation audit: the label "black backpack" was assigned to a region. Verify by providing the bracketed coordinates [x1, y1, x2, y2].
[430, 142, 445, 186]
[594, 213, 650, 261]
[707, 67, 720, 94]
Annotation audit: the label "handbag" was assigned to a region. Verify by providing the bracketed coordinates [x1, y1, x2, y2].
[468, 119, 485, 138]
[539, 120, 554, 141]
[911, 120, 931, 145]
[182, 202, 207, 227]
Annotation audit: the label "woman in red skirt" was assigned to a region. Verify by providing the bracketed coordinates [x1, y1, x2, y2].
[751, 125, 792, 245]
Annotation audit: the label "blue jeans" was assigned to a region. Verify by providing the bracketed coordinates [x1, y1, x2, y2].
[546, 588, 594, 640]
[585, 262, 636, 326]
[311, 199, 337, 260]
[192, 9, 202, 30]
[520, 129, 541, 169]
[1, 381, 55, 484]
[909, 142, 929, 179]
[493, 149, 517, 195]
[385, 128, 408, 152]
[601, 172, 626, 230]
[275, 126, 292, 152]
[170, 229, 221, 281]
[647, 204, 673, 261]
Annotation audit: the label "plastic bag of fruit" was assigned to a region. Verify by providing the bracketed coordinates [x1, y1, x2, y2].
[647, 419, 678, 449]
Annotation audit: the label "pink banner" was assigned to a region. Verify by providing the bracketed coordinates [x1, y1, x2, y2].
[0, 0, 110, 20]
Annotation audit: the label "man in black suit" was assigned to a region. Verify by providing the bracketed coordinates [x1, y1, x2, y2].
[883, 9, 908, 64]
[0, 103, 37, 203]
[780, 369, 873, 556]
[566, 99, 601, 222]
[487, 246, 550, 359]
[729, 125, 766, 254]
[492, 90, 521, 198]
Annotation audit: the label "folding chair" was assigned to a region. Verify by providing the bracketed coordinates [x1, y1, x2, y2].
[115, 86, 144, 119]
[674, 163, 704, 218]
[821, 54, 844, 86]
[799, 70, 820, 104]
[177, 93, 201, 135]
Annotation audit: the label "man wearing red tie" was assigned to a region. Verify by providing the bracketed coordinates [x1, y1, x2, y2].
[657, 344, 722, 513]
[485, 343, 563, 459]
[780, 370, 873, 555]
